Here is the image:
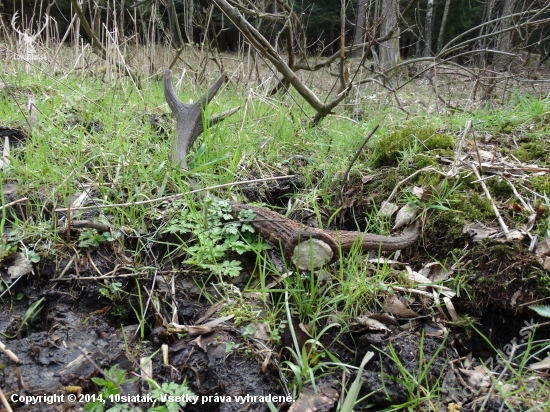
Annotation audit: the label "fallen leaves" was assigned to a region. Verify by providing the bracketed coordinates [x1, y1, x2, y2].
[0, 252, 33, 284]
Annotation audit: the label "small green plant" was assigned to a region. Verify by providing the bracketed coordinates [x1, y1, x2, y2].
[281, 292, 342, 398]
[379, 332, 448, 410]
[99, 282, 124, 301]
[404, 178, 462, 217]
[111, 305, 128, 320]
[86, 364, 196, 412]
[149, 380, 197, 412]
[79, 229, 120, 248]
[163, 198, 267, 277]
[85, 364, 138, 412]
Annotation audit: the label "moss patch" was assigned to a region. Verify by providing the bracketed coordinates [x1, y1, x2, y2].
[531, 175, 550, 194]
[370, 125, 455, 168]
[512, 139, 549, 164]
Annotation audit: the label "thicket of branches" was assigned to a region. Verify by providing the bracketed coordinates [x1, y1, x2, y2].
[2, 0, 550, 125]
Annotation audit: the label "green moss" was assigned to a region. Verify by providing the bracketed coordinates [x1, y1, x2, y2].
[531, 175, 550, 194]
[455, 193, 494, 220]
[487, 178, 513, 198]
[512, 141, 549, 164]
[424, 133, 455, 150]
[370, 124, 455, 168]
[412, 154, 439, 169]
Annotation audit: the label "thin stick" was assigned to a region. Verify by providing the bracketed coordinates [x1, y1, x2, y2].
[0, 197, 28, 212]
[86, 251, 104, 277]
[339, 124, 379, 196]
[505, 178, 535, 213]
[49, 272, 144, 282]
[448, 119, 472, 177]
[478, 344, 516, 412]
[385, 166, 448, 205]
[54, 175, 295, 212]
[0, 341, 21, 365]
[57, 256, 76, 280]
[517, 296, 550, 307]
[0, 386, 13, 412]
[470, 164, 510, 239]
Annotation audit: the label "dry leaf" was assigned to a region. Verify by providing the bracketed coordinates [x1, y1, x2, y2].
[406, 271, 431, 285]
[393, 203, 418, 229]
[536, 238, 550, 258]
[498, 229, 524, 241]
[509, 202, 525, 213]
[528, 356, 550, 370]
[289, 384, 339, 412]
[247, 322, 270, 341]
[0, 136, 10, 170]
[536, 205, 548, 221]
[412, 186, 424, 198]
[423, 321, 447, 337]
[444, 296, 460, 322]
[420, 261, 453, 282]
[362, 174, 379, 183]
[463, 222, 498, 241]
[448, 402, 462, 412]
[384, 295, 419, 318]
[355, 316, 391, 332]
[379, 201, 398, 217]
[459, 365, 491, 391]
[0, 252, 33, 283]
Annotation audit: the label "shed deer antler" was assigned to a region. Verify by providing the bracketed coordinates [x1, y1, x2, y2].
[163, 70, 239, 169]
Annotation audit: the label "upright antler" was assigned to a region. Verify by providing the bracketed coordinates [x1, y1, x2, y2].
[11, 12, 49, 41]
[163, 70, 240, 169]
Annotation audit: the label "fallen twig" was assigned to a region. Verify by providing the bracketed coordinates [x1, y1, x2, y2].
[0, 197, 28, 212]
[448, 119, 472, 178]
[0, 386, 13, 412]
[54, 175, 295, 212]
[0, 341, 22, 365]
[65, 220, 112, 233]
[470, 164, 511, 239]
[339, 124, 379, 200]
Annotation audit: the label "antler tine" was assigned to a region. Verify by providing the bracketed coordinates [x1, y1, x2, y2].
[198, 72, 227, 108]
[11, 12, 23, 36]
[34, 15, 49, 39]
[163, 69, 185, 115]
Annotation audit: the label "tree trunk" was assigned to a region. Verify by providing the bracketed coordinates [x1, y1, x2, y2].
[435, 0, 450, 54]
[379, 0, 398, 70]
[352, 0, 366, 58]
[496, 0, 515, 70]
[183, 0, 194, 43]
[423, 0, 434, 57]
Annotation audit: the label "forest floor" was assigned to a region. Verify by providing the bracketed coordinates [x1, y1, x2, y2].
[0, 44, 549, 411]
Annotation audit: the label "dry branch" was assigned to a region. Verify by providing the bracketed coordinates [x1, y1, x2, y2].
[209, 0, 351, 125]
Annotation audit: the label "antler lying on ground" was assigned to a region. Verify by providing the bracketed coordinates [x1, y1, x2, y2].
[163, 69, 240, 169]
[231, 202, 420, 270]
